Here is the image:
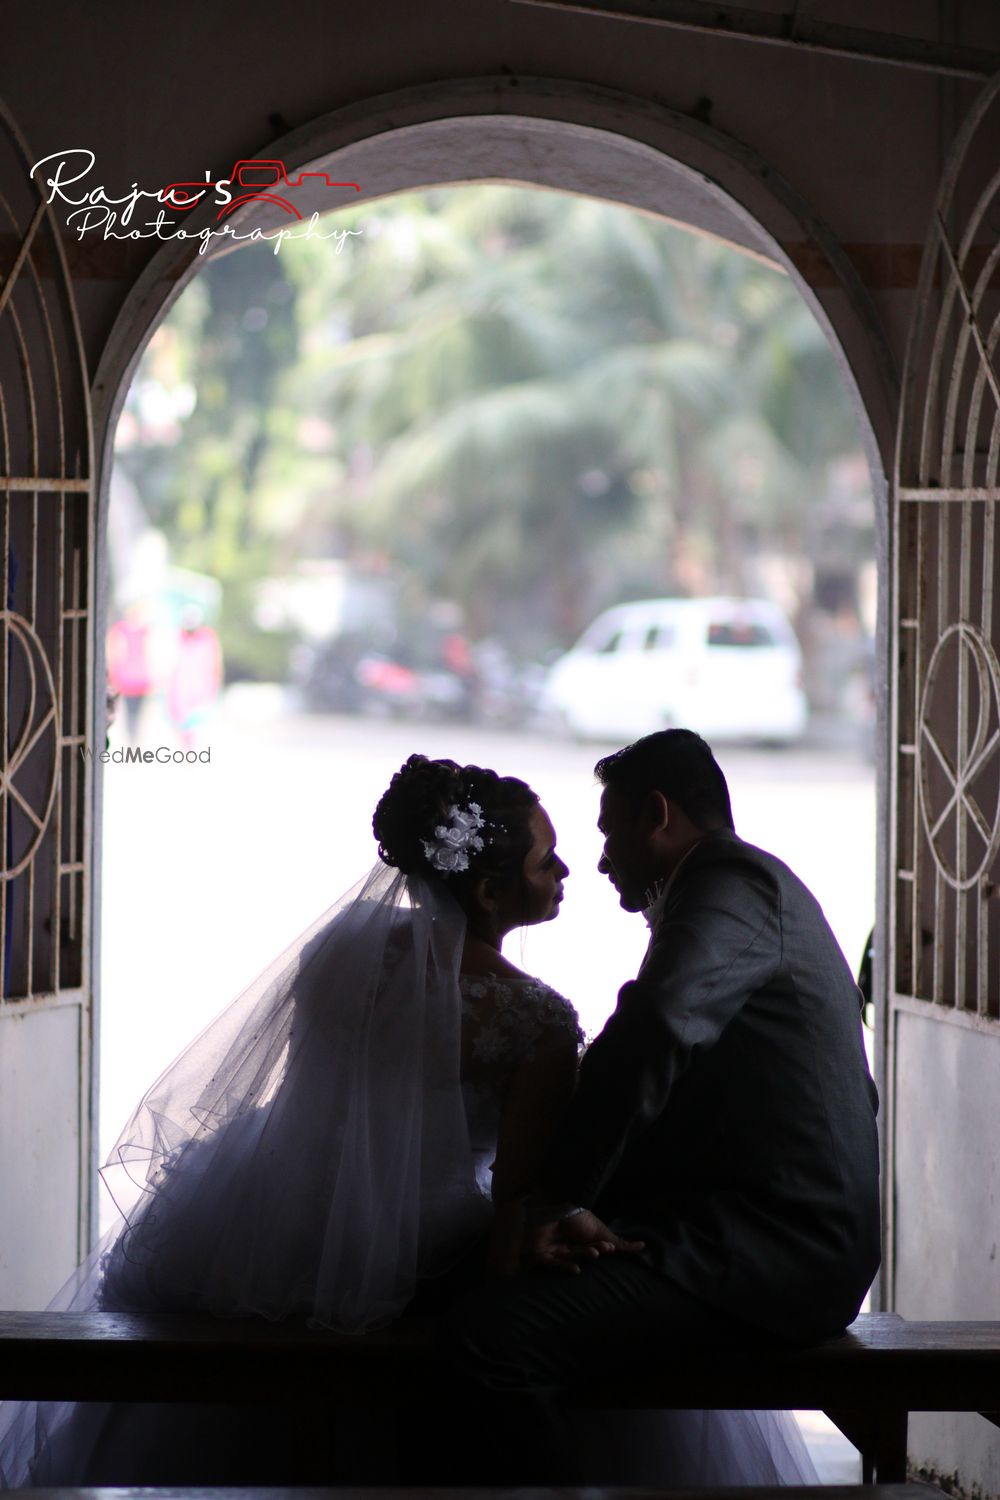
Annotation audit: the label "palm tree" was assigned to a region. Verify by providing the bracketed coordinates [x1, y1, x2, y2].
[288, 186, 865, 649]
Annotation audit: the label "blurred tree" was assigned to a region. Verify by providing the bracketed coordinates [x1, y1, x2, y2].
[114, 185, 872, 674]
[293, 188, 869, 646]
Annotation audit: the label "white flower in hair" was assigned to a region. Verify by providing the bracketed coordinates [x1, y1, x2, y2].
[450, 802, 484, 833]
[428, 844, 470, 873]
[422, 801, 487, 873]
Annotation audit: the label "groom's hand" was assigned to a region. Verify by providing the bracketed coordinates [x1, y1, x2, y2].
[525, 1209, 645, 1274]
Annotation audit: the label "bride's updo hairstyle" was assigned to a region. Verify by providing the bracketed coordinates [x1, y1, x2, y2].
[373, 753, 539, 919]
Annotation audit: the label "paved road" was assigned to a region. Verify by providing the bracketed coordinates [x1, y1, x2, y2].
[99, 691, 877, 1162]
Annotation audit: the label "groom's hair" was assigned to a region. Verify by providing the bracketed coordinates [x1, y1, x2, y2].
[594, 730, 735, 831]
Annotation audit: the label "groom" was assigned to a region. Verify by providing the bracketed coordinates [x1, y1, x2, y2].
[447, 728, 880, 1407]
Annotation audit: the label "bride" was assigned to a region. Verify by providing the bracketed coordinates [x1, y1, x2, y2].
[0, 752, 817, 1486]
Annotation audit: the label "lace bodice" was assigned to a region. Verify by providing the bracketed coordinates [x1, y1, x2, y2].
[461, 971, 583, 1068]
[458, 971, 583, 1177]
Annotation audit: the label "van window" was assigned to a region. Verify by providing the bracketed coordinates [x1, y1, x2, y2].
[643, 625, 676, 651]
[596, 630, 623, 655]
[707, 621, 774, 648]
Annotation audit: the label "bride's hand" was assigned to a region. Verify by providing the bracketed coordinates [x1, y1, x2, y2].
[526, 1209, 645, 1274]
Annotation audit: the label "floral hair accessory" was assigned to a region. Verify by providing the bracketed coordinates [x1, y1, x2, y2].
[422, 801, 487, 873]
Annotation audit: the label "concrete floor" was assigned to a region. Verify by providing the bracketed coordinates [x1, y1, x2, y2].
[795, 1410, 862, 1481]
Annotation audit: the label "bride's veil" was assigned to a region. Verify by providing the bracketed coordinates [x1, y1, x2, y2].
[0, 860, 489, 1484]
[96, 858, 490, 1330]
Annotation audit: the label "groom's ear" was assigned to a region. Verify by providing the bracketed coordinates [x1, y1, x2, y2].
[643, 790, 670, 835]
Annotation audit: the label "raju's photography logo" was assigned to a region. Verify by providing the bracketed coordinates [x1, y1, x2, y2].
[32, 149, 363, 255]
[80, 744, 212, 765]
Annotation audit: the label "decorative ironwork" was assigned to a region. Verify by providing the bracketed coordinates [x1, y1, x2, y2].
[0, 101, 92, 1003]
[0, 609, 58, 880]
[893, 71, 1000, 1016]
[917, 622, 1000, 892]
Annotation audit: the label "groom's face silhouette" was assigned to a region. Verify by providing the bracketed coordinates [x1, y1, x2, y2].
[596, 785, 663, 911]
[597, 784, 706, 912]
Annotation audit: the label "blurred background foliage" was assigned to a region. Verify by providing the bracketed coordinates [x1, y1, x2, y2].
[113, 184, 873, 684]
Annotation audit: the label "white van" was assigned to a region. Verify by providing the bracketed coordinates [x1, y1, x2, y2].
[542, 596, 808, 744]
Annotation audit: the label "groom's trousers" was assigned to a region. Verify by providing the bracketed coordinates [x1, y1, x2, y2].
[446, 1251, 760, 1388]
[425, 1254, 766, 1484]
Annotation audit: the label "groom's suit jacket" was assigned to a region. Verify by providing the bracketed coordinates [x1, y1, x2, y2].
[543, 829, 881, 1343]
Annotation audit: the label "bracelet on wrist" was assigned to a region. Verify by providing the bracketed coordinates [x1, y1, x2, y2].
[524, 1200, 587, 1228]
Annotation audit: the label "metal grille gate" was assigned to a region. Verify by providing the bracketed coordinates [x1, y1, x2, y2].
[893, 73, 1000, 1020]
[0, 99, 94, 1301]
[0, 107, 92, 1003]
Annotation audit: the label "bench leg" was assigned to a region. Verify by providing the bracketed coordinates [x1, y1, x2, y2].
[824, 1406, 908, 1483]
[867, 1409, 909, 1483]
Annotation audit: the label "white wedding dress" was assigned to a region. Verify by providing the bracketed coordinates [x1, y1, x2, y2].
[0, 864, 817, 1488]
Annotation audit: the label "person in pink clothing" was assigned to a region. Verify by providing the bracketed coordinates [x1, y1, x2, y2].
[166, 605, 223, 749]
[106, 605, 154, 743]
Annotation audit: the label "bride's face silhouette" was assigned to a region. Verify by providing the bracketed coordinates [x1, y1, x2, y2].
[488, 803, 568, 937]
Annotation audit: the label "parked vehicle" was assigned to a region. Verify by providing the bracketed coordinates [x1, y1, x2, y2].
[541, 596, 808, 744]
[295, 634, 474, 721]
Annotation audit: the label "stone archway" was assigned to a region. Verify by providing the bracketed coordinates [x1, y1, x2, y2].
[93, 79, 896, 470]
[90, 72, 894, 1264]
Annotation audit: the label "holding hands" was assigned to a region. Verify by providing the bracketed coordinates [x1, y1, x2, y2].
[520, 1205, 646, 1275]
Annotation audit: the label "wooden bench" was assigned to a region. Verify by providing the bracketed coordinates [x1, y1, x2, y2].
[0, 1487, 954, 1500]
[2, 1308, 999, 1484]
[0, 1487, 953, 1500]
